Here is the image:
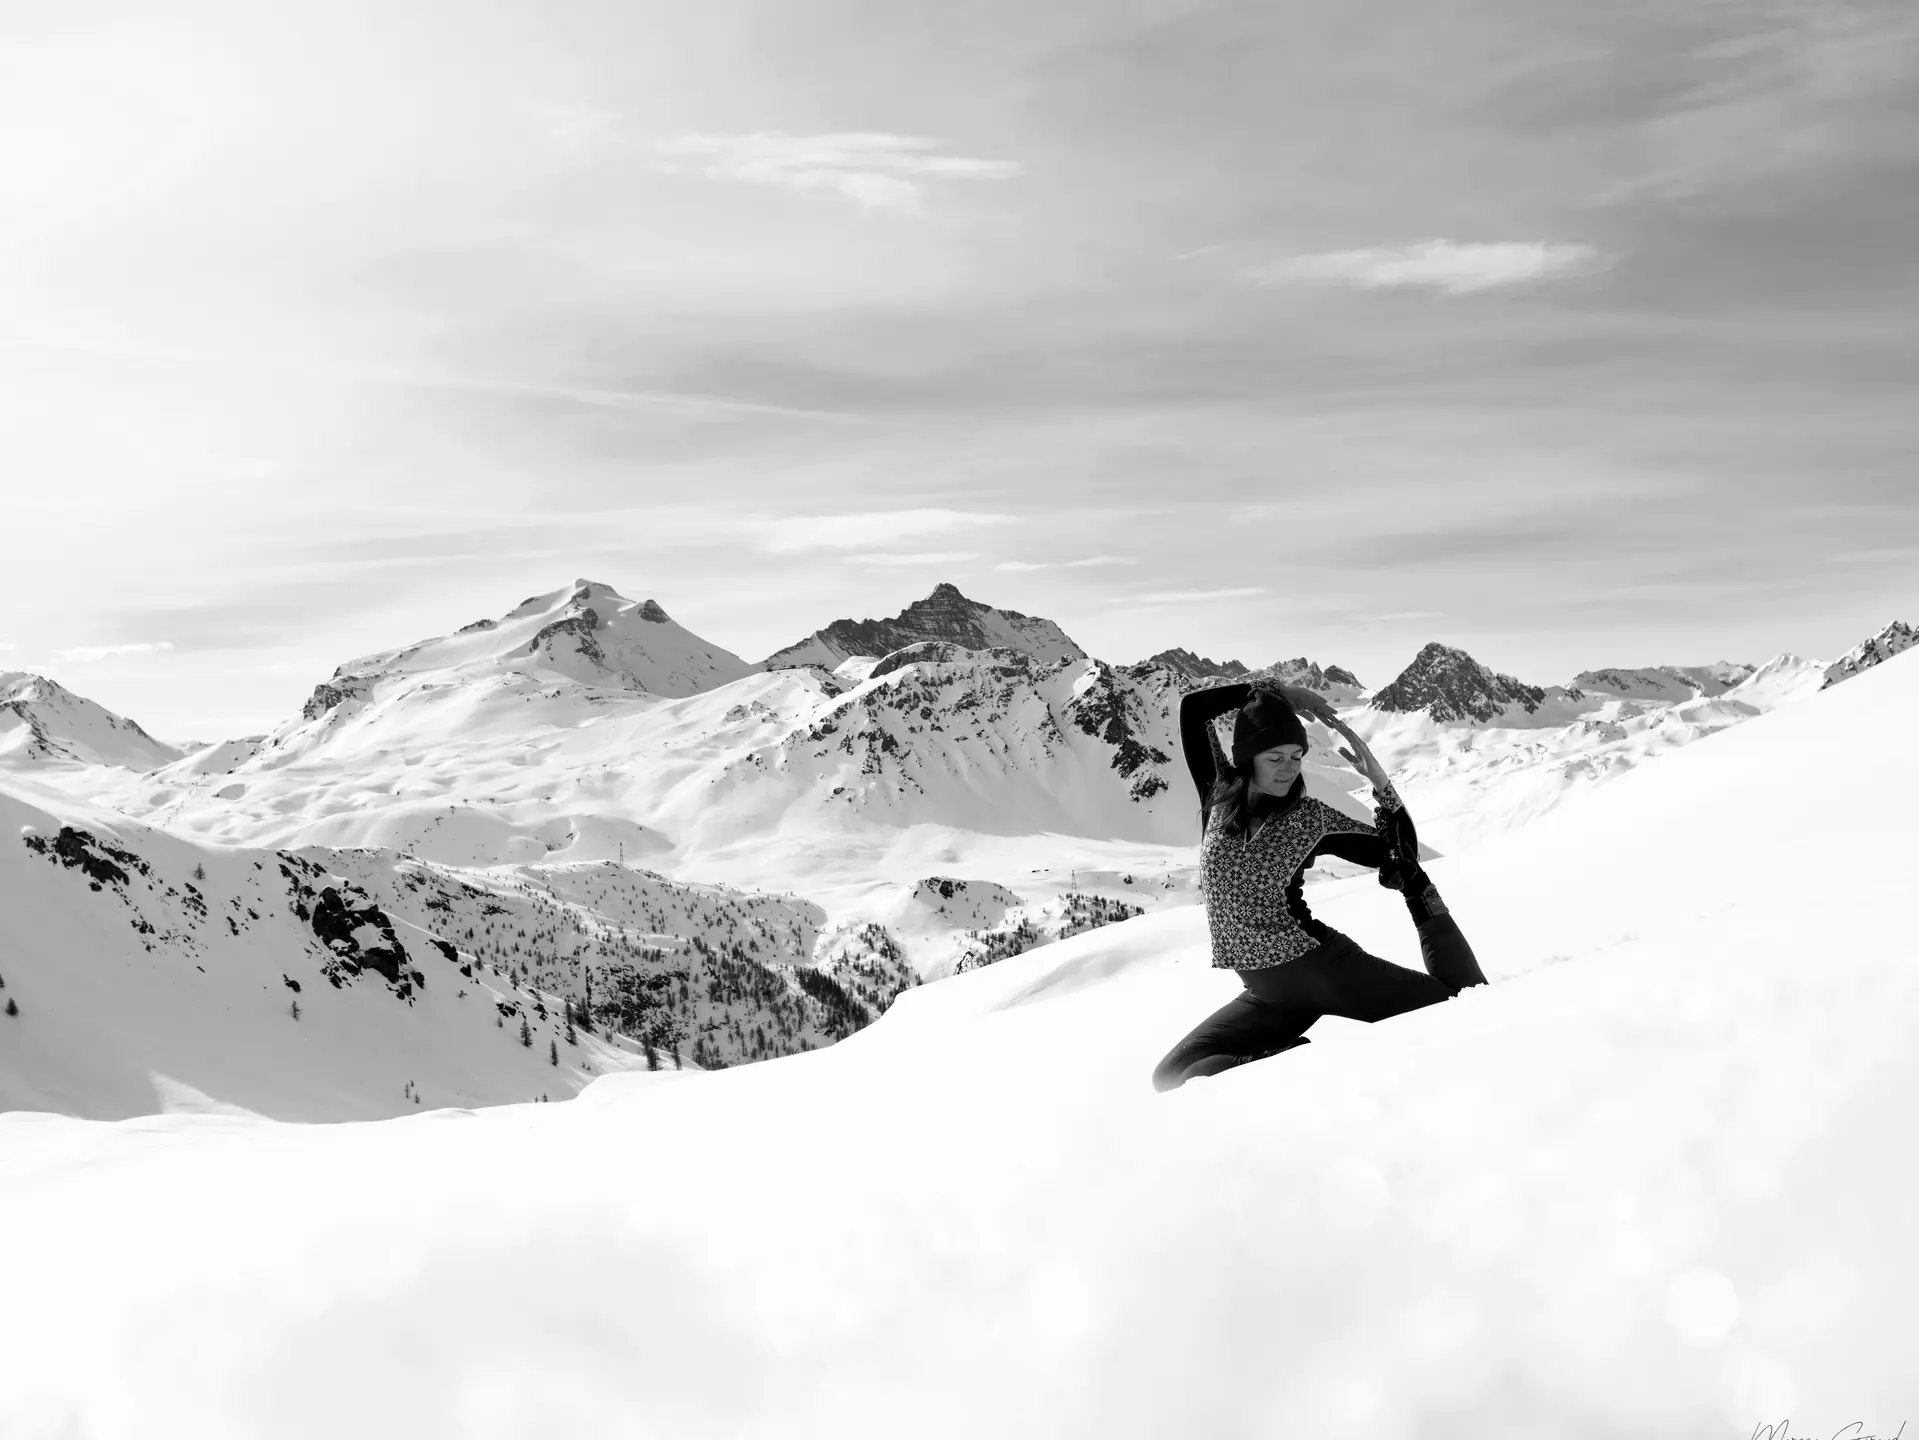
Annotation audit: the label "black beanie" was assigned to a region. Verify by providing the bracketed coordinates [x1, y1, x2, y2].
[1231, 691, 1308, 770]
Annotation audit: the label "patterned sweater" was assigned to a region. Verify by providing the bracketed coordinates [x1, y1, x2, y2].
[1180, 682, 1426, 971]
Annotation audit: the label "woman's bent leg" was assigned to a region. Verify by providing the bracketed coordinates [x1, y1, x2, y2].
[1415, 912, 1488, 994]
[1151, 990, 1319, 1092]
[1260, 941, 1452, 1024]
[1398, 869, 1488, 995]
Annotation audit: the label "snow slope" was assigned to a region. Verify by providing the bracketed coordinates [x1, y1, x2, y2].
[1, 649, 1913, 1438]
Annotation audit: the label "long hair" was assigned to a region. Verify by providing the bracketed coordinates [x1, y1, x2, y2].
[1206, 762, 1301, 839]
[1205, 763, 1254, 839]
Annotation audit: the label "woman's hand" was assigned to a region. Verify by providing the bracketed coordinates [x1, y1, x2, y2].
[1325, 714, 1392, 791]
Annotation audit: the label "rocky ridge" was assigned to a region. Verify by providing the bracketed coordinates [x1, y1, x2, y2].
[1822, 620, 1916, 689]
[1141, 648, 1250, 684]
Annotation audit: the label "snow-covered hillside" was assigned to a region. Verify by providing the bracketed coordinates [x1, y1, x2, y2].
[3, 647, 1912, 1439]
[0, 672, 184, 771]
[0, 769, 919, 1119]
[0, 773, 646, 1119]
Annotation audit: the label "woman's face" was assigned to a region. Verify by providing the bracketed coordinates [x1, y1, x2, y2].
[1249, 744, 1304, 797]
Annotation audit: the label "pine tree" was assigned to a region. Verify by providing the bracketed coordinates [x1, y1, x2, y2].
[548, 1038, 558, 1066]
[290, 999, 302, 1021]
[193, 863, 206, 882]
[5, 998, 17, 1017]
[519, 1017, 533, 1047]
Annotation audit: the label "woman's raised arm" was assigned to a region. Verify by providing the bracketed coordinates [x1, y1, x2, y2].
[1177, 682, 1252, 821]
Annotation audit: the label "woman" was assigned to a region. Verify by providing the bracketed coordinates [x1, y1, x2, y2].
[1151, 678, 1488, 1092]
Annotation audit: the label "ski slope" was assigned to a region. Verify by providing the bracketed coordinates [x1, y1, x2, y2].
[2, 649, 1912, 1437]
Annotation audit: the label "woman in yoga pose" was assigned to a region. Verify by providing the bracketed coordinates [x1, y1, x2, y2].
[1151, 678, 1488, 1092]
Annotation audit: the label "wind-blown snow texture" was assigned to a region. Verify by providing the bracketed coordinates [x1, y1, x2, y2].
[2, 647, 1914, 1439]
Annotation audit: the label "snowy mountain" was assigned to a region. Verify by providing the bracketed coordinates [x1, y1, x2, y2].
[0, 672, 184, 771]
[4, 648, 1912, 1437]
[302, 579, 753, 727]
[1822, 619, 1916, 689]
[1369, 641, 1556, 723]
[760, 581, 1086, 669]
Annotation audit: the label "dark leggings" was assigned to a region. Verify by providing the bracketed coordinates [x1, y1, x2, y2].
[1151, 913, 1489, 1091]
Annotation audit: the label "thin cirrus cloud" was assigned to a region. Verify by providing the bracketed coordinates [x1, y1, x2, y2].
[754, 510, 1016, 556]
[1246, 239, 1601, 295]
[846, 552, 980, 568]
[644, 132, 1022, 213]
[53, 641, 175, 663]
[995, 556, 1137, 572]
[1135, 587, 1268, 604]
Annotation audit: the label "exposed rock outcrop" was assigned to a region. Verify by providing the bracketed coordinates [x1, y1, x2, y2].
[309, 885, 411, 987]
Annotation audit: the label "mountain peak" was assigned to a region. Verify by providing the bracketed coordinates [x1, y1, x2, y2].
[760, 585, 1086, 671]
[299, 580, 751, 725]
[1, 671, 183, 771]
[1370, 642, 1546, 724]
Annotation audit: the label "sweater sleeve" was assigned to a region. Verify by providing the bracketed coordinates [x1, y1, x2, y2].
[1178, 683, 1252, 825]
[1312, 784, 1422, 881]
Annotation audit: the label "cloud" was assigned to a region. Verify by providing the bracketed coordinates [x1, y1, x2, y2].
[53, 641, 174, 662]
[1134, 587, 1268, 604]
[845, 552, 979, 567]
[1358, 610, 1446, 622]
[644, 132, 1021, 213]
[756, 509, 1016, 556]
[993, 555, 1136, 573]
[1821, 546, 1919, 565]
[1247, 239, 1600, 295]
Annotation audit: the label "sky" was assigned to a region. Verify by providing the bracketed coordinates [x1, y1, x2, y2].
[2, 0, 1916, 741]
